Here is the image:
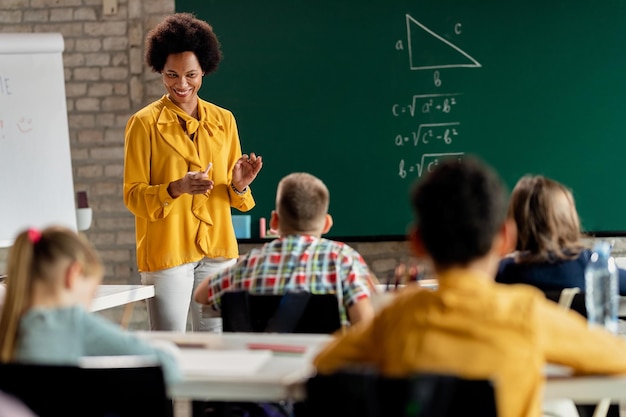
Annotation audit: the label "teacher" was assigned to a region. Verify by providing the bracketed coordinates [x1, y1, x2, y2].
[123, 12, 263, 332]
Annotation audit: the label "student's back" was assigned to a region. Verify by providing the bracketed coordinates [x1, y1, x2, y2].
[495, 175, 626, 295]
[313, 156, 626, 417]
[0, 226, 181, 385]
[194, 172, 377, 327]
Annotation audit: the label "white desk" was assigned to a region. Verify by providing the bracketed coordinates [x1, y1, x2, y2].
[137, 331, 332, 401]
[544, 374, 626, 403]
[92, 285, 155, 328]
[138, 331, 626, 409]
[92, 285, 155, 312]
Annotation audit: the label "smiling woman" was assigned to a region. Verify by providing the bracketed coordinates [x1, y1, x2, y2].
[123, 12, 264, 333]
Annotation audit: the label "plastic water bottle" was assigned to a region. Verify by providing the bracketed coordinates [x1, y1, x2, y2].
[584, 241, 619, 333]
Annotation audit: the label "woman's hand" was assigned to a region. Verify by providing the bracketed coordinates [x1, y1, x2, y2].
[231, 152, 263, 192]
[167, 170, 213, 198]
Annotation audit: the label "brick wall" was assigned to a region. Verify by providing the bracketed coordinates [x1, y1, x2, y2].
[0, 0, 624, 328]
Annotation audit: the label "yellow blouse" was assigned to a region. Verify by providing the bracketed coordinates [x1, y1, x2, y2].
[123, 95, 255, 272]
[314, 269, 626, 417]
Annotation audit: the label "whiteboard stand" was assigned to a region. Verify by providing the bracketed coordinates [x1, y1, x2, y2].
[0, 33, 76, 248]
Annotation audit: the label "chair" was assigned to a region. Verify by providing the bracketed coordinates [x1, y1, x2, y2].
[543, 288, 587, 317]
[543, 289, 618, 417]
[193, 291, 343, 417]
[302, 370, 498, 417]
[0, 359, 173, 417]
[221, 290, 342, 334]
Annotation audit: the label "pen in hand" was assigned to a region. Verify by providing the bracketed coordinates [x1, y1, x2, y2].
[201, 163, 213, 195]
[203, 162, 212, 176]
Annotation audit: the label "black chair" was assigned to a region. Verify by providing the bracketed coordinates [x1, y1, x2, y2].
[0, 360, 173, 417]
[221, 290, 342, 334]
[302, 370, 498, 417]
[193, 291, 343, 417]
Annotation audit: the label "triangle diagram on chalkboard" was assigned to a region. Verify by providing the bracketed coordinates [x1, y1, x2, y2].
[406, 14, 481, 70]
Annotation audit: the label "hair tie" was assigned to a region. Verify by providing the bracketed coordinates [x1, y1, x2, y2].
[27, 228, 42, 244]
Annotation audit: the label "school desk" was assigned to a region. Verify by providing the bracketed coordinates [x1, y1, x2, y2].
[137, 331, 332, 402]
[137, 330, 626, 417]
[92, 285, 155, 328]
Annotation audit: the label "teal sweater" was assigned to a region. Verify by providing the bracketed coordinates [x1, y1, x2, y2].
[14, 306, 181, 385]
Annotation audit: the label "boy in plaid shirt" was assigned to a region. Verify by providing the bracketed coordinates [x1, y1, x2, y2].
[194, 172, 376, 326]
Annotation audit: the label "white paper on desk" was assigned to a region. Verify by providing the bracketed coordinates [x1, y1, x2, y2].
[544, 363, 574, 377]
[178, 349, 272, 376]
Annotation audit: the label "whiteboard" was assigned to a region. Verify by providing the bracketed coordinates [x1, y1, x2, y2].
[0, 33, 77, 247]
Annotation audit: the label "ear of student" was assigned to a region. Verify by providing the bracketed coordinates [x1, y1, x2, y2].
[496, 218, 517, 256]
[322, 214, 333, 234]
[64, 261, 82, 289]
[270, 210, 279, 231]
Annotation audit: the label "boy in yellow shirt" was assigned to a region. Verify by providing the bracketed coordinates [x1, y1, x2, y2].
[313, 155, 626, 417]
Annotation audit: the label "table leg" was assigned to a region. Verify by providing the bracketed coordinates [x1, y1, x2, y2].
[119, 302, 135, 329]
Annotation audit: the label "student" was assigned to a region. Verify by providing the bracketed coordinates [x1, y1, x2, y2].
[194, 172, 377, 327]
[313, 156, 626, 417]
[496, 174, 626, 294]
[0, 226, 181, 385]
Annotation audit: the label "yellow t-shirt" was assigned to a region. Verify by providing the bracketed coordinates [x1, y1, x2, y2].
[314, 269, 626, 417]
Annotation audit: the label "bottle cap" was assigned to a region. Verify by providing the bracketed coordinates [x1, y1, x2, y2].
[593, 241, 611, 257]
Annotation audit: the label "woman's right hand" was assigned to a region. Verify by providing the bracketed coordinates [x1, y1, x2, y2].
[167, 171, 214, 198]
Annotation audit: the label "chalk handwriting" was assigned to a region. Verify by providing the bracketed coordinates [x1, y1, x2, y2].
[404, 14, 481, 71]
[394, 122, 460, 147]
[398, 153, 464, 179]
[392, 93, 460, 117]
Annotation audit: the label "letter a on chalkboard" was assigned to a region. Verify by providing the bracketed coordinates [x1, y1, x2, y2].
[406, 14, 481, 71]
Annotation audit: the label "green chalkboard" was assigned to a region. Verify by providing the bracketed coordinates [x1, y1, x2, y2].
[176, 0, 626, 239]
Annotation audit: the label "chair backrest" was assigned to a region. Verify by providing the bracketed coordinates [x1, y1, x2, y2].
[221, 290, 342, 334]
[304, 370, 498, 417]
[544, 288, 587, 317]
[0, 361, 172, 417]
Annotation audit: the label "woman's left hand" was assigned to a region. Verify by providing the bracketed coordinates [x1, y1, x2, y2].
[232, 152, 263, 192]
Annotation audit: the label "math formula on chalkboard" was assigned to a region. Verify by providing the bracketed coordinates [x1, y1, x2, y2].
[393, 14, 481, 179]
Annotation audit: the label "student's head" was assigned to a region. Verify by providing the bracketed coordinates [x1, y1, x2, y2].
[0, 226, 103, 362]
[145, 12, 222, 74]
[409, 155, 513, 269]
[509, 174, 583, 261]
[272, 172, 332, 236]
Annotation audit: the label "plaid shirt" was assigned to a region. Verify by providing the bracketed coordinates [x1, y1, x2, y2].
[205, 234, 376, 325]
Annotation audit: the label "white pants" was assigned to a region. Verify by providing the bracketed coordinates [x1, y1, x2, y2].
[141, 257, 236, 332]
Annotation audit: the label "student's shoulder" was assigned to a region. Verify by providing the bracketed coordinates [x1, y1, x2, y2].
[74, 305, 127, 330]
[320, 237, 362, 253]
[491, 281, 552, 320]
[494, 280, 545, 298]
